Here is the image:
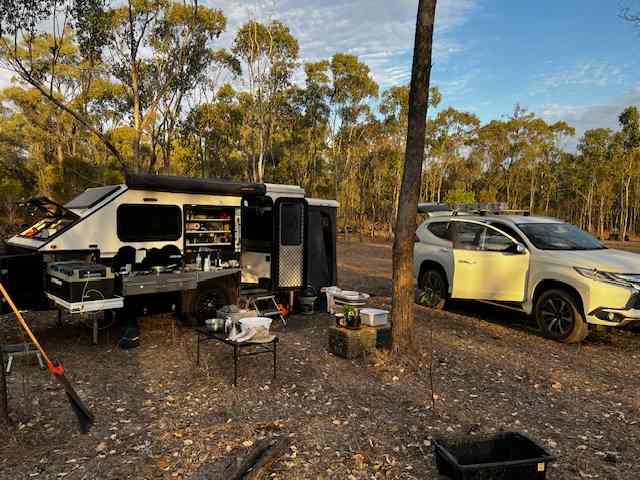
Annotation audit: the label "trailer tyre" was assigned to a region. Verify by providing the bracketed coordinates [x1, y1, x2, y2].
[535, 289, 589, 343]
[194, 288, 226, 322]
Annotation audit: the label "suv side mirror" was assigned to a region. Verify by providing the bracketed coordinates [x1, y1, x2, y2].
[515, 242, 526, 254]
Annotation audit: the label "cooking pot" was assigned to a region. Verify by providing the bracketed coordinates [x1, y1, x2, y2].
[205, 317, 226, 332]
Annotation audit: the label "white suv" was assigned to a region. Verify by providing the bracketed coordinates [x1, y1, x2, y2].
[414, 212, 640, 343]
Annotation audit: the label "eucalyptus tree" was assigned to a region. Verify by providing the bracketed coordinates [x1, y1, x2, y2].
[391, 0, 437, 355]
[180, 83, 244, 179]
[426, 107, 479, 203]
[232, 20, 299, 182]
[380, 84, 441, 220]
[277, 61, 332, 195]
[326, 53, 378, 221]
[0, 0, 127, 167]
[106, 0, 227, 172]
[576, 128, 613, 233]
[617, 106, 640, 240]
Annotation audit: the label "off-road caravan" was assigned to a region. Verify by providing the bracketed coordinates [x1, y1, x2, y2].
[0, 174, 338, 322]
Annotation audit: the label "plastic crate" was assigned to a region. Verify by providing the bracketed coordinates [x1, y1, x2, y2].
[327, 326, 376, 359]
[433, 432, 555, 480]
[360, 308, 389, 326]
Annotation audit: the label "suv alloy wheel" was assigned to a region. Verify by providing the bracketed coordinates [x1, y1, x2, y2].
[535, 289, 589, 343]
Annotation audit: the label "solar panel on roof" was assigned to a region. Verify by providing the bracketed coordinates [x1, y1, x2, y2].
[64, 185, 121, 209]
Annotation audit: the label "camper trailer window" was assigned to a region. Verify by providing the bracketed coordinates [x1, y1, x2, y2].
[281, 203, 303, 246]
[117, 204, 182, 242]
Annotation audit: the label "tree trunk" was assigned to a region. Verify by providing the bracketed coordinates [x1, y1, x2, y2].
[599, 196, 605, 240]
[529, 169, 535, 213]
[622, 176, 631, 241]
[132, 66, 142, 171]
[391, 0, 437, 355]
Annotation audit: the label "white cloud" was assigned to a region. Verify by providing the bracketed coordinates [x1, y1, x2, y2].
[540, 85, 640, 141]
[532, 61, 627, 95]
[210, 0, 478, 87]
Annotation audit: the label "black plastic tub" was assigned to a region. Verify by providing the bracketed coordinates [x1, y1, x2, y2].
[433, 432, 555, 480]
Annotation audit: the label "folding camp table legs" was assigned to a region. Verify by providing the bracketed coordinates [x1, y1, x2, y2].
[2, 344, 45, 374]
[195, 328, 278, 387]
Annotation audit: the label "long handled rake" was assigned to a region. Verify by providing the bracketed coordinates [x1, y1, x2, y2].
[0, 282, 95, 433]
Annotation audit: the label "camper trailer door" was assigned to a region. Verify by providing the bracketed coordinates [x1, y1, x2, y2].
[273, 198, 307, 289]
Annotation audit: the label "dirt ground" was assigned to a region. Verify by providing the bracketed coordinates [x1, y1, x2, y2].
[0, 239, 639, 479]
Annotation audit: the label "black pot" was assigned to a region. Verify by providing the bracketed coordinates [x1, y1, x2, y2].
[345, 311, 361, 329]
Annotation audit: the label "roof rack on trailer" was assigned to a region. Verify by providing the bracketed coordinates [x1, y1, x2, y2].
[417, 202, 530, 217]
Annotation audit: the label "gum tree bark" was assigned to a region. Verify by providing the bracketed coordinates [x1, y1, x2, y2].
[391, 0, 437, 354]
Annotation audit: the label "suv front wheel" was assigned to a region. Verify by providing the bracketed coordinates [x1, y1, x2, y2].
[534, 289, 589, 343]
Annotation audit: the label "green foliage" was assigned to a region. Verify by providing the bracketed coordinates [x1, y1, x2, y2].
[444, 182, 475, 203]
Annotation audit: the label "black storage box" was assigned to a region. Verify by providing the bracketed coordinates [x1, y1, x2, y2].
[433, 432, 555, 480]
[46, 261, 115, 303]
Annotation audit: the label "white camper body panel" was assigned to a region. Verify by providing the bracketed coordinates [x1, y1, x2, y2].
[39, 188, 241, 258]
[264, 184, 305, 201]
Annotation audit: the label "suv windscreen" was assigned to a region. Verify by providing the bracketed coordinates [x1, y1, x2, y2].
[517, 223, 605, 251]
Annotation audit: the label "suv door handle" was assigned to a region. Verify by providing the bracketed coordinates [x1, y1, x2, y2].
[458, 259, 477, 265]
[439, 248, 450, 253]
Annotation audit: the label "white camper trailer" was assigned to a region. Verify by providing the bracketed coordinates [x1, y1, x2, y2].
[1, 174, 338, 323]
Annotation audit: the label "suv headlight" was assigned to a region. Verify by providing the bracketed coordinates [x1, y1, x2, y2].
[574, 267, 640, 288]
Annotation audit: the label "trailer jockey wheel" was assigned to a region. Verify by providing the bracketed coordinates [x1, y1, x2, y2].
[195, 289, 225, 322]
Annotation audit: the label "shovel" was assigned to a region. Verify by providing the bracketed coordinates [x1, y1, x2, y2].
[0, 282, 95, 433]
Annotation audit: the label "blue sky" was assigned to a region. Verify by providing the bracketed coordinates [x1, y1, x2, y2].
[215, 0, 640, 142]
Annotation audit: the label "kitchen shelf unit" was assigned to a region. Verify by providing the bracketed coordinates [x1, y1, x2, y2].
[183, 205, 239, 266]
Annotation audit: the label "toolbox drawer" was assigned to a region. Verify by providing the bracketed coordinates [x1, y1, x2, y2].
[121, 276, 198, 296]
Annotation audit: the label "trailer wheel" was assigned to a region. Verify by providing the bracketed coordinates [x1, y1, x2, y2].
[194, 288, 226, 321]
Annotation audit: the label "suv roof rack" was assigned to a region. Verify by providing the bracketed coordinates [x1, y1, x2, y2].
[417, 202, 530, 217]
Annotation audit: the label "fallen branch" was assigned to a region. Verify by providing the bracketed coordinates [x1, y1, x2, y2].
[246, 438, 290, 480]
[222, 437, 290, 480]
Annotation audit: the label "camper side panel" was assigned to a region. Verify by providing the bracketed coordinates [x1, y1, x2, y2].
[39, 190, 241, 259]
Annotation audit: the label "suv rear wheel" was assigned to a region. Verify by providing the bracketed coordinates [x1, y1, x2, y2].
[419, 267, 447, 310]
[535, 289, 588, 343]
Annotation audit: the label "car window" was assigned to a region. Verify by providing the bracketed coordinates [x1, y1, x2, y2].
[427, 221, 451, 241]
[453, 222, 485, 250]
[489, 222, 525, 244]
[483, 228, 514, 252]
[454, 222, 514, 252]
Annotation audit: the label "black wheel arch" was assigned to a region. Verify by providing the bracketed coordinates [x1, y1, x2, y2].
[418, 260, 449, 293]
[532, 279, 585, 318]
